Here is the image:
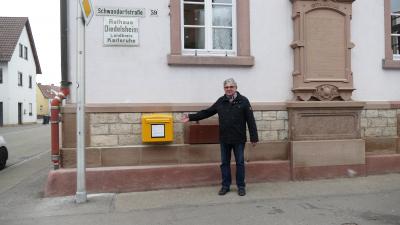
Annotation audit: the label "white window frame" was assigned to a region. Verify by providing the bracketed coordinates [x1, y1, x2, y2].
[29, 75, 32, 88]
[181, 0, 237, 56]
[29, 103, 32, 116]
[24, 46, 28, 60]
[18, 72, 23, 86]
[19, 44, 23, 58]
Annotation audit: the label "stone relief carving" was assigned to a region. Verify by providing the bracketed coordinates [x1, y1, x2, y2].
[314, 84, 340, 101]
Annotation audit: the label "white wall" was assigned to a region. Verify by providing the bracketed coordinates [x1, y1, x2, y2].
[352, 0, 400, 101]
[4, 26, 37, 124]
[0, 63, 9, 124]
[67, 0, 399, 104]
[67, 0, 293, 104]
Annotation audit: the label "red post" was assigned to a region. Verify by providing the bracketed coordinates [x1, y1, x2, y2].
[50, 87, 70, 169]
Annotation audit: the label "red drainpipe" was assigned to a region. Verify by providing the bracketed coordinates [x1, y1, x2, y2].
[51, 86, 70, 169]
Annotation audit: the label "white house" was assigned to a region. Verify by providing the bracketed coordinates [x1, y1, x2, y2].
[0, 17, 42, 126]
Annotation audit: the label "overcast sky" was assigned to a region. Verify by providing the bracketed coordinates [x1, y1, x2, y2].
[0, 0, 61, 85]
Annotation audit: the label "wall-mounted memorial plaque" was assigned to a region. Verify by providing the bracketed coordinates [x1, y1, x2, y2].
[290, 0, 356, 101]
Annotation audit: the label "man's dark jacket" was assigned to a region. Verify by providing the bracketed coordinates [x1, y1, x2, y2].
[189, 92, 258, 144]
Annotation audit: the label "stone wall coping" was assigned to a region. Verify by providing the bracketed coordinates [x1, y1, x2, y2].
[61, 102, 287, 113]
[61, 101, 400, 113]
[365, 101, 400, 109]
[286, 101, 366, 109]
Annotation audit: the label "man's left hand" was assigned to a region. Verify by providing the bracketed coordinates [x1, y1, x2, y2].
[251, 142, 257, 147]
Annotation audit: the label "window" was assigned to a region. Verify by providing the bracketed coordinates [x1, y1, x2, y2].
[29, 76, 32, 88]
[383, 0, 400, 69]
[182, 0, 236, 55]
[29, 103, 32, 116]
[24, 46, 28, 60]
[391, 0, 400, 59]
[168, 0, 253, 66]
[19, 44, 23, 58]
[0, 68, 2, 84]
[18, 72, 23, 86]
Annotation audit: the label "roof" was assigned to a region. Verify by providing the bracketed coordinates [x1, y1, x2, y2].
[37, 83, 60, 99]
[0, 17, 41, 74]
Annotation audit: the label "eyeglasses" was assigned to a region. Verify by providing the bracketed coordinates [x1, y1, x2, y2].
[224, 86, 236, 89]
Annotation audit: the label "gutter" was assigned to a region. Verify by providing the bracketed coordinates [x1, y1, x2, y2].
[51, 0, 71, 169]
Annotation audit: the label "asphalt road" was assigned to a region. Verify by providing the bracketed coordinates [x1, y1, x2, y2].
[0, 123, 51, 198]
[0, 123, 51, 167]
[0, 173, 399, 225]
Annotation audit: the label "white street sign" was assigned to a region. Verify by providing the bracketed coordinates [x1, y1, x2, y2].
[103, 17, 139, 46]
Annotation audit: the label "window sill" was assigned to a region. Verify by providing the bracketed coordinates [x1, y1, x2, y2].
[382, 59, 400, 69]
[167, 54, 254, 67]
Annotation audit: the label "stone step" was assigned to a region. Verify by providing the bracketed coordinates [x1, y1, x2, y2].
[45, 160, 291, 197]
[45, 153, 400, 197]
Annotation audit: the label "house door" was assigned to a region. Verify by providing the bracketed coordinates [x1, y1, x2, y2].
[18, 102, 22, 124]
[0, 102, 3, 126]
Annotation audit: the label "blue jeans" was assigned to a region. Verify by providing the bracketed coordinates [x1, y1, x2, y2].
[220, 143, 245, 188]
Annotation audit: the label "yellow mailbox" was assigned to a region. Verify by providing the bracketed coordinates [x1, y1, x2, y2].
[142, 114, 174, 143]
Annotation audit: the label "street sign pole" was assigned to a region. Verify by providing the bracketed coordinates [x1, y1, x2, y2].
[76, 0, 88, 204]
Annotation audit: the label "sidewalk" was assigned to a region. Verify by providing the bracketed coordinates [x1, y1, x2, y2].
[1, 173, 400, 225]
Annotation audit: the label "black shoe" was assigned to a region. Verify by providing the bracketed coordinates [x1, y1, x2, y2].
[218, 187, 230, 195]
[238, 187, 246, 196]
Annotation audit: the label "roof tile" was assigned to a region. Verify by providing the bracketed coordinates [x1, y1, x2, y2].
[38, 83, 60, 99]
[0, 17, 27, 62]
[0, 17, 41, 74]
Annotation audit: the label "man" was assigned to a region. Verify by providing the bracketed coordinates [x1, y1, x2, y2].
[182, 78, 258, 196]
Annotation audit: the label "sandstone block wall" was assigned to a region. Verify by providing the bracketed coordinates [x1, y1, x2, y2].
[88, 110, 289, 147]
[90, 113, 142, 146]
[361, 109, 399, 138]
[86, 109, 398, 147]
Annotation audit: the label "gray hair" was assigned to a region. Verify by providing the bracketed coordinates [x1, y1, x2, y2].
[223, 78, 237, 87]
